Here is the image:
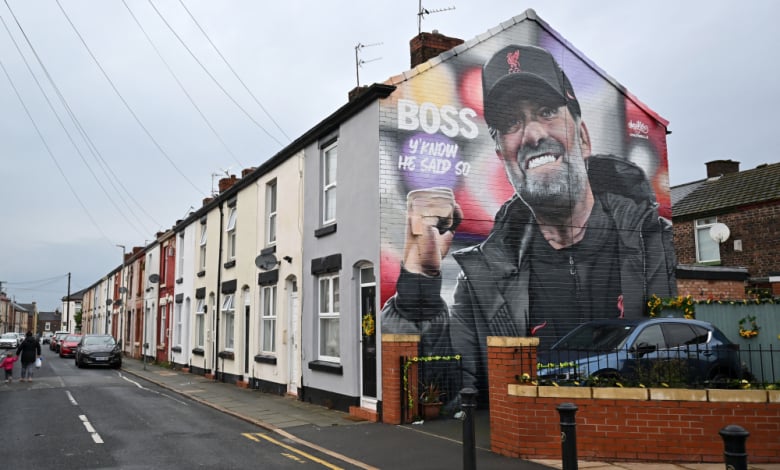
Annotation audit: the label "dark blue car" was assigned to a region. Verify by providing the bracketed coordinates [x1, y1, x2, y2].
[537, 318, 749, 386]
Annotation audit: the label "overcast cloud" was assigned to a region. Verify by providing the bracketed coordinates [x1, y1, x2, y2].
[1, 0, 778, 311]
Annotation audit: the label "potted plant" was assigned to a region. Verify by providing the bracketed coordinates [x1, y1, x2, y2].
[419, 381, 445, 420]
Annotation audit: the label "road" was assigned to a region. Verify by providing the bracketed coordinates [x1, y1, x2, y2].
[1, 347, 368, 469]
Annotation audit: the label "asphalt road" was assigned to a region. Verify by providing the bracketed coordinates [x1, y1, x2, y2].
[2, 347, 370, 469]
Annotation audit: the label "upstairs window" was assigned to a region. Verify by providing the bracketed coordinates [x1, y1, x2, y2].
[322, 142, 337, 224]
[199, 223, 207, 271]
[226, 207, 237, 260]
[266, 180, 277, 245]
[695, 217, 720, 263]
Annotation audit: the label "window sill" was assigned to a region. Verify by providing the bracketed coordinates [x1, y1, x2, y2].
[308, 360, 343, 375]
[223, 259, 236, 269]
[217, 350, 235, 360]
[192, 347, 205, 356]
[314, 224, 337, 238]
[171, 346, 182, 353]
[176, 278, 183, 284]
[254, 354, 277, 365]
[196, 270, 206, 278]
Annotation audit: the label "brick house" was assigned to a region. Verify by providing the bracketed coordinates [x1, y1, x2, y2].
[672, 159, 780, 299]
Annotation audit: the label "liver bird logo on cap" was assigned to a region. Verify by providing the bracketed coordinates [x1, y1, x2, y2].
[506, 49, 521, 74]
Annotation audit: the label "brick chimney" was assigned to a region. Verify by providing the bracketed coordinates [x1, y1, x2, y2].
[410, 30, 464, 68]
[348, 85, 370, 102]
[241, 167, 256, 178]
[706, 160, 740, 178]
[218, 175, 239, 193]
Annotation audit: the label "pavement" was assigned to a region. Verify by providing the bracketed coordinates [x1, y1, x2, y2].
[120, 357, 779, 470]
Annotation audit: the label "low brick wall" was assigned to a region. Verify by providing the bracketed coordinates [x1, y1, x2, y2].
[488, 337, 780, 464]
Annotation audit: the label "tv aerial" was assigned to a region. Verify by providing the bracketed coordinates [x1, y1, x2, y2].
[355, 42, 382, 87]
[417, 1, 455, 35]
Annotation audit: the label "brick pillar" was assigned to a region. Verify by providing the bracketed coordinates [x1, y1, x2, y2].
[487, 337, 539, 427]
[381, 334, 420, 425]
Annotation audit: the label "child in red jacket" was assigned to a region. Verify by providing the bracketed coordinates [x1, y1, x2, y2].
[2, 352, 17, 382]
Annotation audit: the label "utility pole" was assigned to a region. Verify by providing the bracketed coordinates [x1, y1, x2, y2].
[65, 272, 71, 332]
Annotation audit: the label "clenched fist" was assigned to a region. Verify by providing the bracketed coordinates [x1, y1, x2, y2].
[403, 187, 463, 276]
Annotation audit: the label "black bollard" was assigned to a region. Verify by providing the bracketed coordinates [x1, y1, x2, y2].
[719, 424, 750, 470]
[460, 387, 478, 470]
[557, 402, 578, 470]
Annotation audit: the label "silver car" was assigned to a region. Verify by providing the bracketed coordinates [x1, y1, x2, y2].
[0, 332, 19, 349]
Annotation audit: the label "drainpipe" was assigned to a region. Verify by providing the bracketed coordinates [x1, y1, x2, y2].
[213, 202, 224, 381]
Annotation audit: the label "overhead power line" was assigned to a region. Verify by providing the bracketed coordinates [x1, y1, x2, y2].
[147, 0, 287, 148]
[122, 0, 244, 169]
[54, 0, 207, 197]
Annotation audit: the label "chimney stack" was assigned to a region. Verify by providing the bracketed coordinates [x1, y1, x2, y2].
[219, 174, 239, 193]
[410, 30, 464, 68]
[706, 160, 740, 178]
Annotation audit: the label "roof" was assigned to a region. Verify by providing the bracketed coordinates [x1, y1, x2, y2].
[672, 162, 780, 218]
[38, 311, 61, 321]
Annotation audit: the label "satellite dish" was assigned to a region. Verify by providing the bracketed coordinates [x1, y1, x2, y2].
[709, 223, 731, 244]
[149, 273, 160, 283]
[255, 253, 279, 271]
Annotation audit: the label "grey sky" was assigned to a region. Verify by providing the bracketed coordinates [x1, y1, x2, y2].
[1, 0, 777, 311]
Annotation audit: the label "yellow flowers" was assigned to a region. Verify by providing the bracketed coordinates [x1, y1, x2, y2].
[647, 294, 695, 319]
[738, 315, 760, 339]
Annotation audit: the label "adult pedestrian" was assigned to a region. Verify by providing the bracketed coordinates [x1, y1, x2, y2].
[16, 331, 41, 382]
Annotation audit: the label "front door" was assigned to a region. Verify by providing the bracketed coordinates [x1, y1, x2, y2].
[287, 279, 299, 395]
[359, 267, 377, 404]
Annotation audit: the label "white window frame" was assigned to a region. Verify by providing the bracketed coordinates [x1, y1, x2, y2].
[322, 142, 337, 225]
[260, 286, 276, 353]
[266, 180, 277, 245]
[695, 217, 721, 263]
[226, 207, 237, 260]
[199, 223, 207, 271]
[174, 302, 182, 346]
[222, 294, 235, 350]
[195, 299, 205, 348]
[318, 274, 340, 361]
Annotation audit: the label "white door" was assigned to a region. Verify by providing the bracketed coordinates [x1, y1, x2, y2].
[287, 281, 299, 395]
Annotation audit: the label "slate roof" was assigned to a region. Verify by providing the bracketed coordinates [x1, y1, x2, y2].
[671, 162, 780, 218]
[38, 311, 61, 322]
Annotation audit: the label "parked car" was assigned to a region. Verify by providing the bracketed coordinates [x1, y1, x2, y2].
[41, 332, 54, 344]
[74, 335, 121, 369]
[58, 334, 83, 358]
[50, 331, 69, 352]
[537, 318, 749, 387]
[0, 332, 19, 349]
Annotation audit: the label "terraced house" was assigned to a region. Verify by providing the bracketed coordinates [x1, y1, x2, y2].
[79, 9, 680, 422]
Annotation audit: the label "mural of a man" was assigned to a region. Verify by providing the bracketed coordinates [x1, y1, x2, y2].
[382, 44, 677, 393]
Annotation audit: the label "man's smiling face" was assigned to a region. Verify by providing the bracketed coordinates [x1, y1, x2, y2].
[495, 96, 591, 214]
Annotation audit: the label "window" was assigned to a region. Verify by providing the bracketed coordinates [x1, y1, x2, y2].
[195, 299, 205, 348]
[199, 223, 208, 270]
[226, 207, 237, 260]
[318, 274, 340, 360]
[695, 217, 720, 263]
[261, 286, 276, 353]
[222, 294, 235, 350]
[174, 303, 182, 346]
[322, 143, 337, 224]
[266, 180, 277, 245]
[177, 233, 184, 276]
